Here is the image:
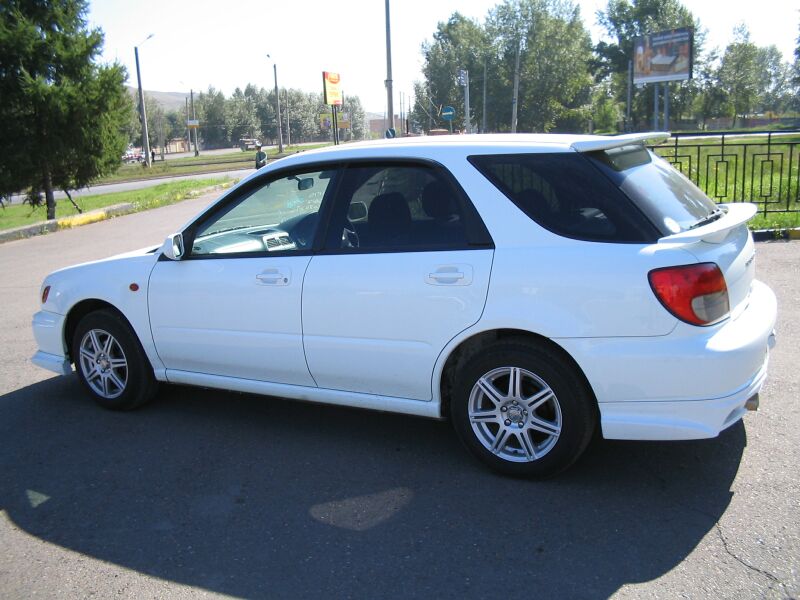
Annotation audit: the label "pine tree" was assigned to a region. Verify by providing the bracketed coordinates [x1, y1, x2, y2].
[0, 0, 132, 219]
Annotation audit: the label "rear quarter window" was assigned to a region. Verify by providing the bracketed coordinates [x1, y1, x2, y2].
[468, 153, 660, 243]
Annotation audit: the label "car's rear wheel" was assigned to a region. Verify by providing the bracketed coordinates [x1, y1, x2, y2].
[451, 341, 596, 478]
[71, 309, 157, 410]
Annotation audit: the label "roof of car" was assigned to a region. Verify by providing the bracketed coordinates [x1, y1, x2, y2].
[284, 132, 669, 159]
[259, 133, 670, 177]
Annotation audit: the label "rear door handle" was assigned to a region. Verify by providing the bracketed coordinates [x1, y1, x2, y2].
[256, 268, 290, 285]
[428, 271, 464, 281]
[426, 265, 472, 286]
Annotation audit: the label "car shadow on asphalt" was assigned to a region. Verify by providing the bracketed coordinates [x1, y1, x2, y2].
[0, 376, 746, 598]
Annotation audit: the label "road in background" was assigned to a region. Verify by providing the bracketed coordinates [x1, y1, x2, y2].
[161, 147, 255, 160]
[0, 196, 797, 598]
[5, 141, 326, 204]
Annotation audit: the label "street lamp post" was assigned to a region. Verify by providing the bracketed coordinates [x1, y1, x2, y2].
[134, 34, 154, 167]
[267, 55, 284, 154]
[385, 0, 394, 135]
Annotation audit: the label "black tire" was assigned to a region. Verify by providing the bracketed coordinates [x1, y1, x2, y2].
[71, 309, 158, 410]
[450, 340, 596, 478]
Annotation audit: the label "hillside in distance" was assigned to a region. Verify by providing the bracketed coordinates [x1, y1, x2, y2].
[126, 87, 189, 112]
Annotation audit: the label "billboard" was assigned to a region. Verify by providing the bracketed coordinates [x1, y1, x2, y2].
[322, 71, 343, 106]
[319, 113, 350, 129]
[633, 28, 693, 84]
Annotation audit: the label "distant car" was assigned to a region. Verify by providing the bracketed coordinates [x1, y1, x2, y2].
[32, 133, 777, 477]
[122, 150, 143, 164]
[239, 138, 261, 151]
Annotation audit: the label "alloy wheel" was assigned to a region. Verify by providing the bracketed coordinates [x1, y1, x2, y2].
[468, 366, 562, 462]
[77, 328, 128, 399]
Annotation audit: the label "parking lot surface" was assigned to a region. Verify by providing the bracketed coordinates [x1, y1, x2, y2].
[0, 192, 798, 598]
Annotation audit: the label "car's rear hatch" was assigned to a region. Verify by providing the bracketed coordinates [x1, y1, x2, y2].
[578, 134, 757, 317]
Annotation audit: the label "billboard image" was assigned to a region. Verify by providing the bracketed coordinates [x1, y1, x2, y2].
[322, 71, 343, 106]
[633, 28, 693, 84]
[319, 113, 350, 129]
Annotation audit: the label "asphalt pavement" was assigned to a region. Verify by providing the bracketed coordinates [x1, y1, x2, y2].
[0, 192, 797, 599]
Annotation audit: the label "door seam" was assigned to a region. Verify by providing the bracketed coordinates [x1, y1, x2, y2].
[300, 256, 319, 387]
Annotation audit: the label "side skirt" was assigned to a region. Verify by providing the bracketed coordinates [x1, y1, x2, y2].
[164, 369, 444, 420]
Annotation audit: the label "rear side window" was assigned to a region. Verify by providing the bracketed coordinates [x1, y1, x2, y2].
[469, 153, 659, 243]
[587, 145, 719, 234]
[323, 162, 492, 252]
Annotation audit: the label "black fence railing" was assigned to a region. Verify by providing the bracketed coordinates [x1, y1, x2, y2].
[649, 130, 800, 214]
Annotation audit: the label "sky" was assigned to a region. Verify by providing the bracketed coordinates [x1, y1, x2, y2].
[87, 0, 799, 115]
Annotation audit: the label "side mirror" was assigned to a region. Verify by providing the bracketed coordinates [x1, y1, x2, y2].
[162, 232, 185, 260]
[348, 201, 368, 221]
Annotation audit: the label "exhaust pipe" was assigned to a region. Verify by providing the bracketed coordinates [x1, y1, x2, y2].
[745, 394, 760, 411]
[768, 330, 777, 350]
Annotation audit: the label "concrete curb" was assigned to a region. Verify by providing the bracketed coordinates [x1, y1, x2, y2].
[0, 181, 234, 245]
[752, 228, 800, 242]
[0, 203, 134, 244]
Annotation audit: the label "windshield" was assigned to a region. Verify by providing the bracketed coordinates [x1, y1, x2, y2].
[587, 145, 719, 235]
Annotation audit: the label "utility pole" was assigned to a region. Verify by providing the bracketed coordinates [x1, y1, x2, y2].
[459, 69, 471, 134]
[399, 91, 403, 135]
[268, 58, 284, 154]
[190, 89, 199, 156]
[134, 40, 152, 167]
[185, 97, 190, 153]
[664, 82, 670, 131]
[482, 58, 487, 133]
[626, 60, 632, 132]
[653, 82, 659, 130]
[511, 38, 521, 133]
[427, 86, 433, 132]
[384, 0, 394, 135]
[158, 113, 165, 160]
[285, 89, 291, 146]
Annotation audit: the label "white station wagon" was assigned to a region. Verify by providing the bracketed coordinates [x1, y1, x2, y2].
[32, 134, 777, 477]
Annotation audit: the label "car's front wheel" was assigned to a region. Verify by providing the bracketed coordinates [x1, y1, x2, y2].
[71, 309, 157, 410]
[451, 341, 596, 478]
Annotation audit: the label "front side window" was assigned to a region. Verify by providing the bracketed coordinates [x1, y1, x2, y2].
[325, 163, 477, 252]
[190, 169, 333, 256]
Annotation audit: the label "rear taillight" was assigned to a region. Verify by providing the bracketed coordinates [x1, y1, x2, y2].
[648, 263, 729, 326]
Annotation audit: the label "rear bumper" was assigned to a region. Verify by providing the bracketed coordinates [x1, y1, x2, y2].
[599, 353, 768, 440]
[556, 279, 777, 440]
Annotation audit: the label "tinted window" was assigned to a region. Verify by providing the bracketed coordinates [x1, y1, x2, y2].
[587, 146, 719, 234]
[327, 164, 474, 251]
[469, 153, 659, 243]
[191, 169, 331, 256]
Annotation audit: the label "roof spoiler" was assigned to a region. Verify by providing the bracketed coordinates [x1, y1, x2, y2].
[571, 132, 670, 153]
[657, 203, 757, 244]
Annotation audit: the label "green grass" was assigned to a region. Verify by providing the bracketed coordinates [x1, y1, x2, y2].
[100, 156, 251, 184]
[661, 133, 800, 145]
[652, 137, 800, 214]
[0, 178, 232, 231]
[98, 143, 334, 185]
[749, 211, 800, 231]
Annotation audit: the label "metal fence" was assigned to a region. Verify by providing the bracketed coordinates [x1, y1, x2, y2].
[650, 131, 800, 214]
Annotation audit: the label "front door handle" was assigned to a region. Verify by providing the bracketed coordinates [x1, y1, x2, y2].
[256, 268, 290, 285]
